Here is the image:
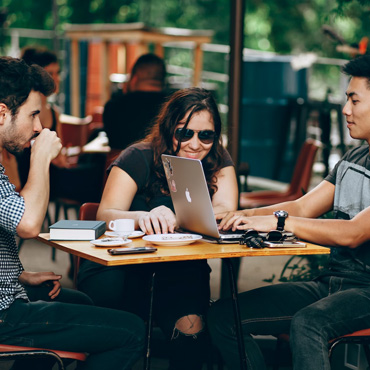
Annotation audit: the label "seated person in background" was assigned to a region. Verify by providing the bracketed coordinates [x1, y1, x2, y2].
[208, 54, 370, 370]
[20, 46, 62, 135]
[103, 53, 168, 150]
[18, 45, 105, 204]
[78, 87, 239, 370]
[0, 56, 145, 369]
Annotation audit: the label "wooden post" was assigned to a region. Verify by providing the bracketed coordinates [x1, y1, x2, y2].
[101, 40, 110, 105]
[193, 43, 203, 87]
[227, 0, 246, 166]
[70, 39, 80, 117]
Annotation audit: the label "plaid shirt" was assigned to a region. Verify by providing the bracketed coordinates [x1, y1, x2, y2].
[0, 164, 28, 310]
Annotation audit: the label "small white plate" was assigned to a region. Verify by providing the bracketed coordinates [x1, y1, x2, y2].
[142, 234, 202, 247]
[105, 231, 145, 238]
[90, 238, 132, 247]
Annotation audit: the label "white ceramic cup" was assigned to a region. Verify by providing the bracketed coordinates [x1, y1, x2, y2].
[109, 219, 135, 238]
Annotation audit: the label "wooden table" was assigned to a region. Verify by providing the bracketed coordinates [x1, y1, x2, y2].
[37, 233, 329, 266]
[37, 234, 330, 369]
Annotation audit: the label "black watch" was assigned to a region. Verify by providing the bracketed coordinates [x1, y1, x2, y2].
[274, 210, 288, 231]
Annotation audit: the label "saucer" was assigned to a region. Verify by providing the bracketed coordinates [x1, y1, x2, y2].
[142, 234, 202, 247]
[90, 238, 132, 247]
[105, 231, 145, 238]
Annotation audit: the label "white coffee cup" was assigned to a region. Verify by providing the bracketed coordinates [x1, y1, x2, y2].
[109, 219, 135, 238]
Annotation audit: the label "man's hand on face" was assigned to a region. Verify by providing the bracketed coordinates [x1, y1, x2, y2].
[31, 128, 62, 162]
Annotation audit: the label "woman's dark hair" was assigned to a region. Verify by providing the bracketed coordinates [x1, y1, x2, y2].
[0, 57, 55, 116]
[145, 87, 224, 198]
[21, 46, 58, 68]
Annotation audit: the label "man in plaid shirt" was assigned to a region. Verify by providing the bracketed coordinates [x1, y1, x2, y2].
[0, 56, 145, 370]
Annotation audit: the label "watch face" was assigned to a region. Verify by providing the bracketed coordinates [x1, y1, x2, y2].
[274, 210, 288, 218]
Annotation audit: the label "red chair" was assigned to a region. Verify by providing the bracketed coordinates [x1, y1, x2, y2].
[328, 329, 370, 366]
[239, 139, 321, 209]
[59, 114, 93, 148]
[73, 202, 100, 288]
[0, 343, 86, 370]
[273, 329, 370, 370]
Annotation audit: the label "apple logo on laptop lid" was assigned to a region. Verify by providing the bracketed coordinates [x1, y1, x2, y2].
[185, 188, 192, 203]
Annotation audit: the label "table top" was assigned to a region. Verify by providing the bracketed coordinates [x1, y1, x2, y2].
[37, 233, 330, 267]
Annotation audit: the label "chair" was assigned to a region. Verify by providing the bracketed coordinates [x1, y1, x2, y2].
[102, 149, 122, 186]
[239, 139, 321, 209]
[0, 343, 86, 370]
[73, 202, 100, 288]
[59, 114, 93, 148]
[328, 328, 370, 366]
[273, 329, 370, 370]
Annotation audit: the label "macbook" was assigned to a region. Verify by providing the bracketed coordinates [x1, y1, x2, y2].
[162, 154, 244, 243]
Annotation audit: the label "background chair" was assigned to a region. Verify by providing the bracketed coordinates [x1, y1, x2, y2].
[273, 328, 370, 370]
[0, 343, 86, 370]
[59, 114, 93, 148]
[74, 202, 100, 288]
[239, 139, 321, 209]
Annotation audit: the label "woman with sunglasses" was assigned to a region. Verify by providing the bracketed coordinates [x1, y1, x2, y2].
[77, 87, 238, 370]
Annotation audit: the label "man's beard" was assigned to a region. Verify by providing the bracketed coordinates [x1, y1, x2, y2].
[3, 115, 33, 155]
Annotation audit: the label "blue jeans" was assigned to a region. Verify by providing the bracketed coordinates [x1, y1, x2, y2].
[0, 298, 145, 370]
[207, 276, 370, 370]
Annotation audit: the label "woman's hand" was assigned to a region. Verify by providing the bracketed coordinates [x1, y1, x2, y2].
[19, 271, 62, 300]
[138, 206, 177, 234]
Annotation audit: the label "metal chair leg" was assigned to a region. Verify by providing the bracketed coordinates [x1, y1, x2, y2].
[144, 272, 155, 370]
[223, 258, 247, 370]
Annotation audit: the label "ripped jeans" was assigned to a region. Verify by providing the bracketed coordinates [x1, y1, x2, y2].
[207, 276, 370, 370]
[78, 259, 211, 370]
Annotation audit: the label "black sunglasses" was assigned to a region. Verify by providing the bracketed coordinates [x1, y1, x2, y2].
[265, 230, 298, 243]
[174, 128, 216, 144]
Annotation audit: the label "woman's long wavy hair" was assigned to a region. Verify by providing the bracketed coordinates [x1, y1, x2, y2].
[144, 87, 224, 198]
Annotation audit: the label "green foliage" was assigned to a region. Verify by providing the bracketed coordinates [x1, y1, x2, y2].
[2, 0, 370, 60]
[263, 254, 330, 283]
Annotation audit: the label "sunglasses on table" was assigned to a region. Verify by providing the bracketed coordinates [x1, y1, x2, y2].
[265, 230, 298, 243]
[240, 229, 298, 248]
[174, 128, 216, 144]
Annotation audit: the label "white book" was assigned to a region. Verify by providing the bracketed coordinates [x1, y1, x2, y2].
[49, 220, 106, 241]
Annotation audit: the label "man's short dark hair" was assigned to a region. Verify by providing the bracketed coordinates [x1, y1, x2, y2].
[21, 46, 58, 68]
[131, 53, 166, 84]
[0, 57, 55, 116]
[342, 55, 370, 89]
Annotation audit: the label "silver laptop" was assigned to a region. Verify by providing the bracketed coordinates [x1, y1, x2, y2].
[162, 154, 244, 243]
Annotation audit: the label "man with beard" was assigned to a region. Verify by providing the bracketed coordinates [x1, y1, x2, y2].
[0, 57, 145, 370]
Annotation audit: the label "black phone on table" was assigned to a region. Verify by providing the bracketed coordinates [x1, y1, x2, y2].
[108, 246, 157, 255]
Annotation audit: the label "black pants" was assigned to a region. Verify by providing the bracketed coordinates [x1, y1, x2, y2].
[78, 259, 211, 370]
[0, 285, 145, 370]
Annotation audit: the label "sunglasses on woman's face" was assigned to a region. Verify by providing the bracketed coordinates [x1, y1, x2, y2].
[174, 128, 216, 144]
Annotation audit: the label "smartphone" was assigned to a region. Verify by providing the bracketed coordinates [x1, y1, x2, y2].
[264, 241, 306, 248]
[108, 246, 157, 255]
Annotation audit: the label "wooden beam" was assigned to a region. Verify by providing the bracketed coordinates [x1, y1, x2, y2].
[227, 0, 246, 166]
[70, 39, 80, 117]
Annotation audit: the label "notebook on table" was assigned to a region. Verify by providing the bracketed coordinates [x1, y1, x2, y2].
[161, 154, 244, 243]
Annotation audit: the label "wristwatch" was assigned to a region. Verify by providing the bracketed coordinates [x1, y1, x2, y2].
[273, 210, 288, 231]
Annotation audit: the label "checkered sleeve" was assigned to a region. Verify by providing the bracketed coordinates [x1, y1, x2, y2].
[0, 172, 25, 234]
